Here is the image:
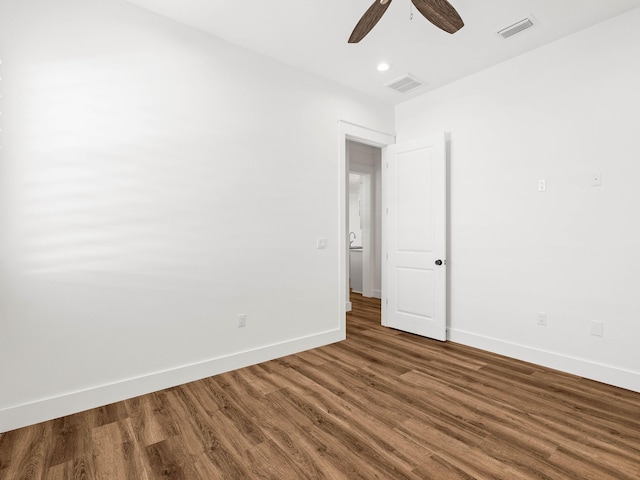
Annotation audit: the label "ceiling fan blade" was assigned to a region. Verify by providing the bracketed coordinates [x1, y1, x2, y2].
[349, 0, 393, 43]
[411, 0, 464, 34]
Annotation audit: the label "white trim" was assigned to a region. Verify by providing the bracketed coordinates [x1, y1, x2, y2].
[449, 329, 640, 393]
[0, 329, 344, 433]
[339, 121, 396, 148]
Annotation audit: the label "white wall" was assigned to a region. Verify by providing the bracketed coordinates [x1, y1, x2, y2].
[348, 175, 363, 247]
[396, 8, 640, 392]
[0, 0, 393, 431]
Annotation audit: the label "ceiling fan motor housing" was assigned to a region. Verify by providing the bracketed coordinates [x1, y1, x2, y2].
[349, 0, 464, 43]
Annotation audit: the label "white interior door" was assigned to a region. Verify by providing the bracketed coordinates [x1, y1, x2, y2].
[382, 133, 447, 341]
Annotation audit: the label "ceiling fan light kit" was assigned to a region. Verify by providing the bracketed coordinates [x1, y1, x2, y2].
[349, 0, 464, 43]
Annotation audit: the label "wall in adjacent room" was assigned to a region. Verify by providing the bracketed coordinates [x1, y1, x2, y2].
[0, 0, 393, 431]
[395, 8, 640, 392]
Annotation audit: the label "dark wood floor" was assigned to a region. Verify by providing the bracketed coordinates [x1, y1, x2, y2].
[2, 293, 640, 479]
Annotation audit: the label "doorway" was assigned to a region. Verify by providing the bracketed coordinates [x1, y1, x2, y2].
[347, 144, 379, 299]
[339, 122, 449, 342]
[338, 121, 395, 320]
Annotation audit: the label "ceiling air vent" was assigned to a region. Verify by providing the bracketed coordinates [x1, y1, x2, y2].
[498, 18, 534, 39]
[385, 74, 425, 94]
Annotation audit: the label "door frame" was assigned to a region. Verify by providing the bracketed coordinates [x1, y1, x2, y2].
[338, 121, 395, 314]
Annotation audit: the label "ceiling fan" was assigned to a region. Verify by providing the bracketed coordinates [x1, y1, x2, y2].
[348, 0, 464, 43]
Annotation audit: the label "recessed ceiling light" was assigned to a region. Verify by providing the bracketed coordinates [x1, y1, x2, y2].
[377, 62, 392, 72]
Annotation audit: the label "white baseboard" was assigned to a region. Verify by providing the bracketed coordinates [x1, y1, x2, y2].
[449, 328, 640, 393]
[0, 329, 345, 433]
[372, 289, 382, 299]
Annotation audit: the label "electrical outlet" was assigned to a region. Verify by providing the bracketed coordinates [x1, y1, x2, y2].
[537, 312, 547, 326]
[591, 173, 602, 187]
[238, 314, 246, 328]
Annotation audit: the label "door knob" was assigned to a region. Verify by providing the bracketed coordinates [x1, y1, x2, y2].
[435, 259, 443, 266]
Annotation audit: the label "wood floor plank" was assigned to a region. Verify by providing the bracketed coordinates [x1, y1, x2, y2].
[241, 364, 283, 396]
[396, 416, 522, 480]
[117, 419, 151, 480]
[2, 293, 640, 479]
[144, 439, 187, 480]
[44, 416, 81, 469]
[123, 395, 170, 448]
[267, 388, 406, 480]
[167, 385, 254, 479]
[44, 461, 72, 480]
[257, 363, 419, 475]
[71, 457, 94, 480]
[250, 400, 333, 479]
[0, 422, 51, 479]
[91, 421, 128, 480]
[412, 453, 478, 480]
[256, 387, 346, 478]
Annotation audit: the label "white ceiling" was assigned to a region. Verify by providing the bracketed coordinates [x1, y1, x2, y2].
[123, 0, 640, 105]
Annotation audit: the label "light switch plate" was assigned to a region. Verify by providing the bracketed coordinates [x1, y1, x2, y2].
[316, 238, 327, 249]
[590, 320, 603, 337]
[537, 179, 546, 192]
[537, 312, 547, 326]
